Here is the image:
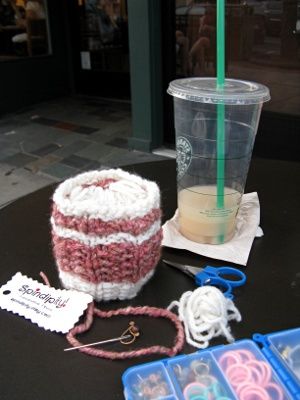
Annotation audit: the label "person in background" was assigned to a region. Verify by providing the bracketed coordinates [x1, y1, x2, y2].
[189, 6, 216, 75]
[0, 0, 25, 55]
[24, 0, 45, 19]
[11, 0, 45, 54]
[176, 30, 190, 76]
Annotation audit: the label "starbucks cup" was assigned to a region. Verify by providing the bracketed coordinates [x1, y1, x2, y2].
[167, 78, 270, 244]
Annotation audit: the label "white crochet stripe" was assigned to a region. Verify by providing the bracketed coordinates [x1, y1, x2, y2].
[53, 168, 160, 221]
[59, 269, 155, 301]
[51, 218, 161, 246]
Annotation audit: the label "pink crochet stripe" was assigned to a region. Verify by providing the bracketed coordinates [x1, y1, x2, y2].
[52, 204, 161, 236]
[52, 229, 162, 284]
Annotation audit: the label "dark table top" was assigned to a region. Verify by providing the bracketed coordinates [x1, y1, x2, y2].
[0, 157, 299, 400]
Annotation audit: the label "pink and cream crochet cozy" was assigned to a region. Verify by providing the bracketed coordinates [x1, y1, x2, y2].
[51, 169, 163, 301]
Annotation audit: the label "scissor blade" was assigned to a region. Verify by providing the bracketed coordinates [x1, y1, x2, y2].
[162, 259, 202, 278]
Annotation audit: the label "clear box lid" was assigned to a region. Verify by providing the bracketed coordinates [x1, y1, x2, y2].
[167, 77, 270, 105]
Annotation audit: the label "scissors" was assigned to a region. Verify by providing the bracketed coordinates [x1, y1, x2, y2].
[162, 259, 246, 299]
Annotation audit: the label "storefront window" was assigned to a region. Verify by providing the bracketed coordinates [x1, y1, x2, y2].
[0, 0, 51, 60]
[175, 0, 300, 117]
[78, 0, 129, 72]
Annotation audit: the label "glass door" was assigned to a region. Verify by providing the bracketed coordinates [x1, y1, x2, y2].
[72, 0, 130, 98]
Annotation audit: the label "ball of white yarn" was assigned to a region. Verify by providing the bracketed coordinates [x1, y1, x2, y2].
[167, 286, 242, 349]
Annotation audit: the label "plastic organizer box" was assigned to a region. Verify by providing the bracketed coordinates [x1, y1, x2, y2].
[254, 327, 300, 399]
[122, 327, 300, 400]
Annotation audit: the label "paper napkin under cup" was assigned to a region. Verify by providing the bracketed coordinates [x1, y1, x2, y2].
[162, 192, 263, 266]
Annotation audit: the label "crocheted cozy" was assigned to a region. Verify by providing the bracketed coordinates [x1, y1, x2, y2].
[51, 169, 163, 301]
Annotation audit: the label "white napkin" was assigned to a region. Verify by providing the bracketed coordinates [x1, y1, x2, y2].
[162, 192, 263, 266]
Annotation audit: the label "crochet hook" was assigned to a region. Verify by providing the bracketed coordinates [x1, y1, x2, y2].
[64, 334, 132, 351]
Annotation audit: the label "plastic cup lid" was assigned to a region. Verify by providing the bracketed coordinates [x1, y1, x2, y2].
[167, 77, 270, 105]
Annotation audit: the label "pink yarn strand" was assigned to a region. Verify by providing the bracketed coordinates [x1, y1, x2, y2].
[39, 271, 185, 360]
[66, 303, 185, 360]
[39, 271, 51, 287]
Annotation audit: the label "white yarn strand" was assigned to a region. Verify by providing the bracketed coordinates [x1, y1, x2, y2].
[53, 168, 160, 220]
[167, 286, 242, 349]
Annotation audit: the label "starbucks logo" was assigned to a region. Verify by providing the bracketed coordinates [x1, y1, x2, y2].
[176, 136, 192, 179]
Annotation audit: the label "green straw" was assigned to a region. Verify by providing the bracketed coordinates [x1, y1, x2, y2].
[217, 0, 225, 209]
[217, 0, 225, 241]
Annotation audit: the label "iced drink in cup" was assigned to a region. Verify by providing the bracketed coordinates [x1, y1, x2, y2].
[167, 78, 270, 244]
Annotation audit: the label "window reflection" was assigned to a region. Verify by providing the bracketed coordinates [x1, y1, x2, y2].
[0, 0, 50, 59]
[175, 0, 300, 116]
[79, 0, 129, 72]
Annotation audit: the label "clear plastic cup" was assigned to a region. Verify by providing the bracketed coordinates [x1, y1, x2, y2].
[168, 78, 270, 244]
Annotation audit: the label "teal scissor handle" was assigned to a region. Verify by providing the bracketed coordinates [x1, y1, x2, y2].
[194, 266, 246, 298]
